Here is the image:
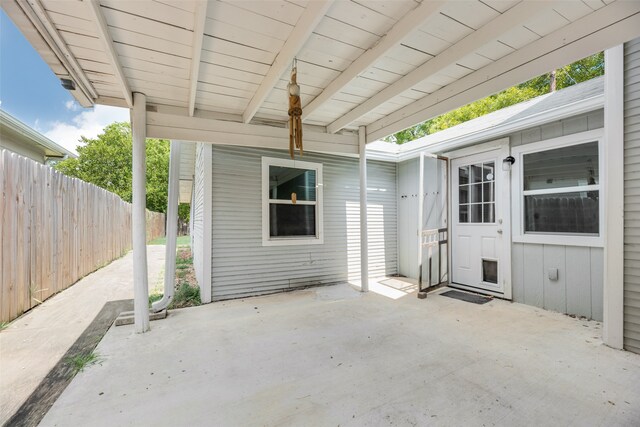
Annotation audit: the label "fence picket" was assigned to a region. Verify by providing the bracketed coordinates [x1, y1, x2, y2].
[0, 150, 165, 322]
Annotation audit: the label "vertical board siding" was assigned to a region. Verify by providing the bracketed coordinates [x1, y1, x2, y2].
[624, 38, 640, 354]
[209, 146, 397, 300]
[511, 244, 603, 320]
[191, 143, 206, 287]
[0, 150, 165, 323]
[508, 111, 605, 320]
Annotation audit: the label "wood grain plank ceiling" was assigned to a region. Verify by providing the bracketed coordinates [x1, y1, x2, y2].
[9, 0, 639, 141]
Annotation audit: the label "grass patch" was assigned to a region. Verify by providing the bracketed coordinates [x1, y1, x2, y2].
[149, 247, 200, 309]
[0, 322, 10, 331]
[148, 235, 191, 246]
[66, 351, 100, 375]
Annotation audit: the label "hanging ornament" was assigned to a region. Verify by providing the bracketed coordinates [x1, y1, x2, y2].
[288, 59, 303, 159]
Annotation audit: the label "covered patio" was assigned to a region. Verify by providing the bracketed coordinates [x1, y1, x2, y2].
[39, 283, 640, 426]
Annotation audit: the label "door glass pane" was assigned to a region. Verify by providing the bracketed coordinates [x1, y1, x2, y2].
[483, 182, 494, 202]
[483, 162, 495, 182]
[269, 166, 316, 201]
[459, 185, 469, 204]
[459, 166, 469, 185]
[270, 204, 316, 237]
[470, 204, 482, 223]
[470, 164, 483, 183]
[483, 260, 498, 284]
[459, 205, 469, 223]
[483, 203, 495, 223]
[469, 183, 482, 203]
[524, 191, 599, 234]
[523, 141, 598, 191]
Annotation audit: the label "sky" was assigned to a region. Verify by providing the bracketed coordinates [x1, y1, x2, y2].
[0, 9, 129, 155]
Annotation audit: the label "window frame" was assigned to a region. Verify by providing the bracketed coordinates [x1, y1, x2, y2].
[511, 129, 604, 247]
[261, 156, 324, 246]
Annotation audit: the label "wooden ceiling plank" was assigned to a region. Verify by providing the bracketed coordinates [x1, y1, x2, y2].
[302, 0, 445, 121]
[241, 0, 334, 123]
[326, 0, 551, 134]
[86, 0, 133, 106]
[366, 0, 640, 142]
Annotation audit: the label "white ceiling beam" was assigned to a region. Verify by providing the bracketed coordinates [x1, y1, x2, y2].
[301, 0, 446, 122]
[327, 0, 552, 134]
[242, 0, 335, 124]
[147, 111, 358, 156]
[188, 1, 209, 117]
[366, 1, 640, 142]
[86, 0, 133, 107]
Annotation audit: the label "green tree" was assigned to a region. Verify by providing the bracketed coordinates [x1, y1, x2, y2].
[385, 53, 604, 144]
[55, 122, 172, 215]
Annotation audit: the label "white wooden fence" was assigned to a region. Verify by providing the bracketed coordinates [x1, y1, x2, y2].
[0, 150, 165, 323]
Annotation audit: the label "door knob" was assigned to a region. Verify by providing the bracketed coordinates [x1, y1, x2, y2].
[497, 229, 503, 234]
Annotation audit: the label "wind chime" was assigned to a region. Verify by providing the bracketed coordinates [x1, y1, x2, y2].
[288, 59, 303, 159]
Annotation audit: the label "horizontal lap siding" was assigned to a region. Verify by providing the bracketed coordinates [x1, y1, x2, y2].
[210, 146, 397, 300]
[624, 38, 640, 354]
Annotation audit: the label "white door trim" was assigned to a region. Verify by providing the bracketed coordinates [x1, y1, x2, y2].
[447, 138, 512, 300]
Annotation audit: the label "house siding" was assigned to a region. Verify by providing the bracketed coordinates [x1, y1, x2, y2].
[624, 38, 640, 354]
[509, 109, 604, 320]
[191, 143, 206, 288]
[209, 146, 397, 301]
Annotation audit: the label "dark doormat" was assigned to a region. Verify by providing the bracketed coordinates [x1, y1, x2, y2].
[4, 299, 133, 427]
[441, 290, 492, 305]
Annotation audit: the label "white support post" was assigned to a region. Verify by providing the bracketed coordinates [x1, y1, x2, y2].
[359, 127, 369, 292]
[603, 45, 625, 349]
[152, 140, 181, 312]
[201, 144, 213, 304]
[132, 92, 150, 333]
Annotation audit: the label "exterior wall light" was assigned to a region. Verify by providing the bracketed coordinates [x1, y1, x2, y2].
[502, 155, 515, 171]
[60, 78, 76, 90]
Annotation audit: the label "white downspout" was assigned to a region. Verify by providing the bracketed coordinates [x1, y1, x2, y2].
[132, 92, 150, 333]
[359, 126, 369, 292]
[152, 140, 181, 312]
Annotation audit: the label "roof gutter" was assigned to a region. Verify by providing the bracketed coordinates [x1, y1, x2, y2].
[0, 110, 76, 158]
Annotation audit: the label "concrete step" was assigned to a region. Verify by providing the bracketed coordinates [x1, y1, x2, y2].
[115, 310, 167, 327]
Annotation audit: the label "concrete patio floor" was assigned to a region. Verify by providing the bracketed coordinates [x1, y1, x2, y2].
[40, 283, 640, 427]
[0, 245, 165, 425]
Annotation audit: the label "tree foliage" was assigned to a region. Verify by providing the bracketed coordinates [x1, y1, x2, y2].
[54, 122, 181, 217]
[385, 52, 604, 145]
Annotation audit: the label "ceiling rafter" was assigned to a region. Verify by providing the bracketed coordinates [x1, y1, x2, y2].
[188, 1, 209, 117]
[326, 0, 554, 134]
[86, 0, 133, 107]
[242, 0, 335, 124]
[365, 0, 640, 142]
[301, 0, 446, 123]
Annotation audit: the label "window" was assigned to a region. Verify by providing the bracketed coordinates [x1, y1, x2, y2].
[512, 130, 603, 246]
[458, 161, 495, 223]
[262, 157, 323, 246]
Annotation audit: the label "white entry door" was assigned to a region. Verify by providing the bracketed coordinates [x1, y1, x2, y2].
[451, 148, 508, 295]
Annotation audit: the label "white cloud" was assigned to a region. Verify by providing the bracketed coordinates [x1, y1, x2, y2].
[43, 105, 129, 155]
[65, 100, 80, 111]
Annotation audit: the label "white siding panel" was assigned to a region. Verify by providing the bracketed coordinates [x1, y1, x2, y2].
[624, 38, 640, 354]
[509, 112, 604, 320]
[209, 146, 397, 300]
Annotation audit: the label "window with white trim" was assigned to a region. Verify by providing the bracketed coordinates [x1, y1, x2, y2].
[262, 157, 323, 246]
[512, 130, 603, 246]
